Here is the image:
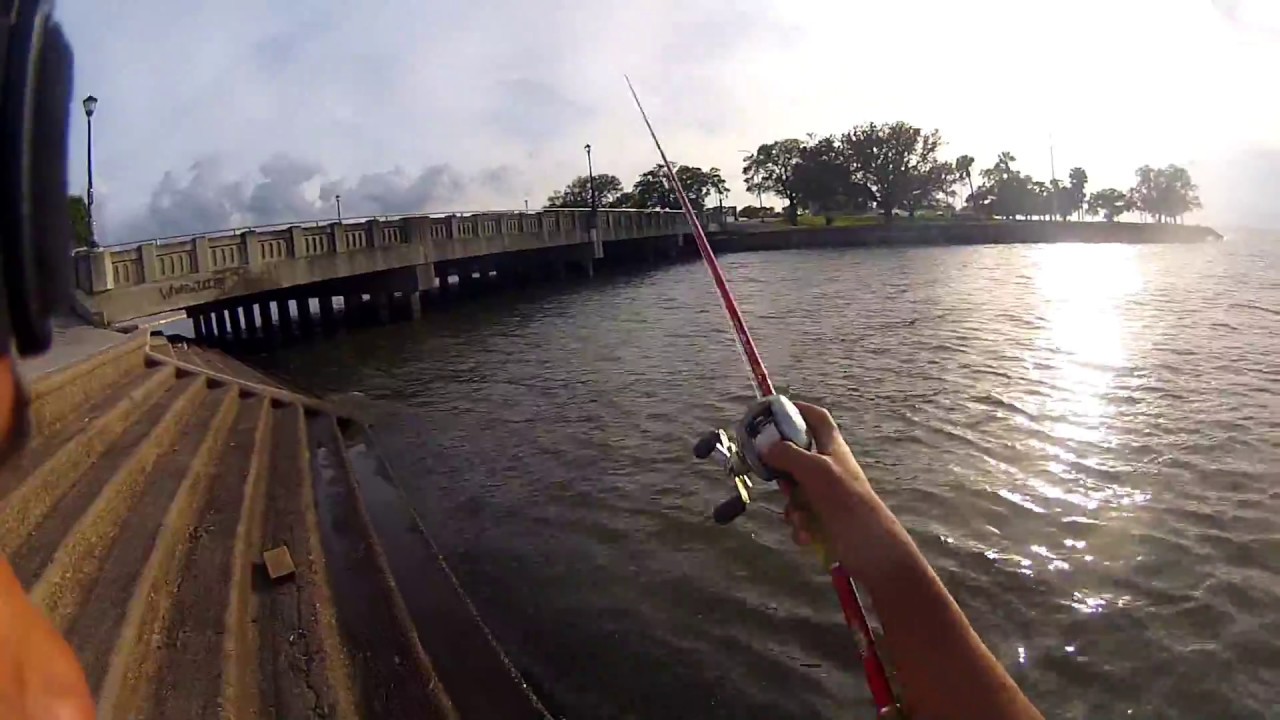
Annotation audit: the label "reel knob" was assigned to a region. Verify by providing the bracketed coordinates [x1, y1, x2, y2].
[693, 430, 720, 460]
[713, 493, 748, 525]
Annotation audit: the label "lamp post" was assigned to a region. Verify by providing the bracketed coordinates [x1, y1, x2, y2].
[335, 194, 342, 221]
[584, 143, 597, 220]
[83, 95, 98, 246]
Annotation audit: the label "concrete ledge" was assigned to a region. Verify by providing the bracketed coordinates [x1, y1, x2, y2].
[710, 220, 1222, 253]
[28, 329, 148, 436]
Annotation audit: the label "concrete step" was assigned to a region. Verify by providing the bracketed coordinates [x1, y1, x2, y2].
[173, 343, 284, 391]
[27, 330, 149, 437]
[0, 364, 179, 559]
[65, 383, 232, 695]
[0, 333, 550, 717]
[146, 334, 176, 361]
[338, 419, 548, 718]
[26, 373, 207, 629]
[239, 401, 356, 718]
[307, 413, 453, 718]
[137, 393, 267, 720]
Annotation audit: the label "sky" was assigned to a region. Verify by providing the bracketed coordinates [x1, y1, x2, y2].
[58, 0, 1280, 242]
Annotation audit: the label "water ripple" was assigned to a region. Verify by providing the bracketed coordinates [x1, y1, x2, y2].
[255, 238, 1280, 720]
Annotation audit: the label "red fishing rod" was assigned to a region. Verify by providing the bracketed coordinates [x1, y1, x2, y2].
[625, 76, 900, 716]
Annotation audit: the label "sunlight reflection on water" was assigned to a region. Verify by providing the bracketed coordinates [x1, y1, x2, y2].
[983, 245, 1155, 591]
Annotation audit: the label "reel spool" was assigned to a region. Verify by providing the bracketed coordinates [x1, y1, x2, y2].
[694, 394, 812, 524]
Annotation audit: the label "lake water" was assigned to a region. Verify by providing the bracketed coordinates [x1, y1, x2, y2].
[251, 236, 1280, 719]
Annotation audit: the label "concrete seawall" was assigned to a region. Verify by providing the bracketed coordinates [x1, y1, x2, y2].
[4, 332, 549, 718]
[709, 221, 1222, 253]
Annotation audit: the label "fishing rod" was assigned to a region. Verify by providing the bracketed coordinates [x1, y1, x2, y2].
[625, 76, 900, 717]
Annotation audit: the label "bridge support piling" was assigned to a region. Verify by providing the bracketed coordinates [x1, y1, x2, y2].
[212, 310, 228, 345]
[227, 306, 244, 345]
[388, 293, 412, 322]
[297, 297, 316, 337]
[342, 295, 362, 327]
[188, 310, 206, 343]
[318, 295, 336, 332]
[374, 293, 392, 325]
[277, 299, 295, 340]
[258, 301, 277, 344]
[242, 303, 259, 342]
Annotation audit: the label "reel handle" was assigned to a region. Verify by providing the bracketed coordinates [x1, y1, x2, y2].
[713, 494, 747, 525]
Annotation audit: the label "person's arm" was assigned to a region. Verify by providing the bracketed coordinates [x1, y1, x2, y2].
[764, 402, 1042, 720]
[0, 557, 94, 720]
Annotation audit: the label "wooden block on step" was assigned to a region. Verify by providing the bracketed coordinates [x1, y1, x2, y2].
[263, 545, 296, 580]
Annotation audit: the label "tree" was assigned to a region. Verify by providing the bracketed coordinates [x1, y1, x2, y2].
[608, 190, 640, 209]
[545, 173, 624, 209]
[707, 167, 730, 211]
[979, 153, 1031, 219]
[1087, 188, 1133, 221]
[1129, 164, 1200, 223]
[842, 121, 946, 220]
[1049, 179, 1076, 221]
[1067, 167, 1088, 220]
[955, 155, 976, 211]
[629, 163, 724, 212]
[743, 139, 806, 225]
[69, 195, 94, 249]
[904, 160, 955, 216]
[792, 135, 870, 223]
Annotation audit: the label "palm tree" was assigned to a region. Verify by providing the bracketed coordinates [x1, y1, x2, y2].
[1067, 167, 1088, 220]
[955, 155, 975, 211]
[995, 152, 1017, 175]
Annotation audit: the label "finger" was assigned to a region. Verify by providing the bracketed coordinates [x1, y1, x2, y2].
[761, 439, 831, 479]
[786, 505, 814, 537]
[791, 401, 842, 455]
[791, 526, 814, 546]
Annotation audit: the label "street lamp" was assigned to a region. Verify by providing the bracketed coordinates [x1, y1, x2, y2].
[584, 143, 597, 221]
[335, 194, 342, 221]
[83, 95, 98, 246]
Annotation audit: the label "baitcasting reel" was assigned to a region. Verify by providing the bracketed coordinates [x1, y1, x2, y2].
[694, 394, 812, 524]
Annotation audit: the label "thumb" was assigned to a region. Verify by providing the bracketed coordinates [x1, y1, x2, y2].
[761, 440, 829, 481]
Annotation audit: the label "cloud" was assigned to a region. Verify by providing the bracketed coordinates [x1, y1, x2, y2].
[55, 0, 1280, 235]
[116, 155, 520, 241]
[1196, 148, 1280, 230]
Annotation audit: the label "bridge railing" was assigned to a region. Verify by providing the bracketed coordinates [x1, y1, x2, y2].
[74, 208, 690, 295]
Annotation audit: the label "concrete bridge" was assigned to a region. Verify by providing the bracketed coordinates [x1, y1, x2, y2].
[72, 208, 691, 342]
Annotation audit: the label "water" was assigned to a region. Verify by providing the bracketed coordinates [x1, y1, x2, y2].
[252, 237, 1280, 719]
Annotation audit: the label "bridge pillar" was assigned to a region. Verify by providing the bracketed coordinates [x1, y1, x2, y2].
[343, 294, 363, 327]
[458, 269, 481, 294]
[212, 310, 228, 344]
[297, 296, 316, 336]
[188, 310, 206, 343]
[374, 293, 392, 325]
[277, 299, 295, 339]
[258, 300, 277, 344]
[242, 302, 259, 341]
[318, 295, 336, 332]
[227, 306, 244, 344]
[194, 237, 212, 273]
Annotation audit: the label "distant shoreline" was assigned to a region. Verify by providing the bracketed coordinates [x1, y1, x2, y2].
[710, 220, 1221, 253]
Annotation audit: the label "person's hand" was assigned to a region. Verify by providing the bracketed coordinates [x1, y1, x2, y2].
[760, 401, 877, 548]
[0, 560, 95, 720]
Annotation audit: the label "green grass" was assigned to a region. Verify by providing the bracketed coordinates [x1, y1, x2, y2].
[794, 214, 883, 227]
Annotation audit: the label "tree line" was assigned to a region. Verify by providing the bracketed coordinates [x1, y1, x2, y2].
[547, 122, 1202, 225]
[545, 164, 729, 212]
